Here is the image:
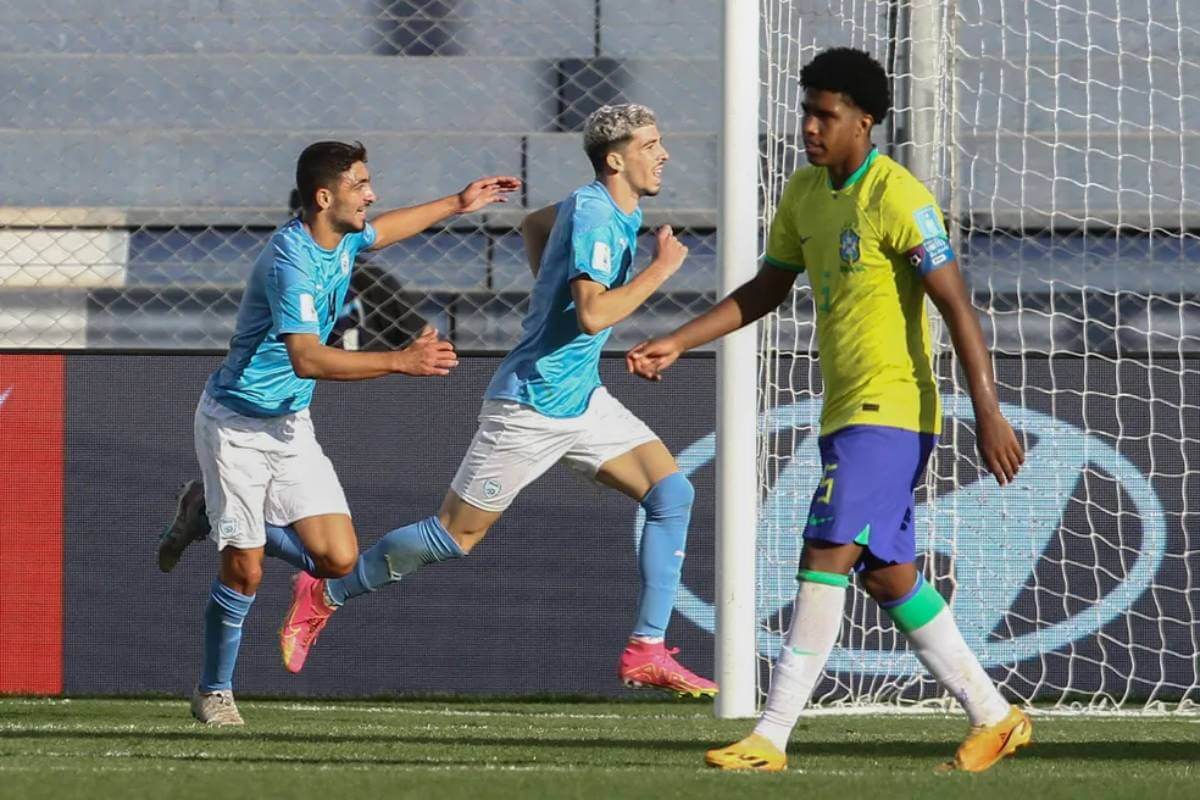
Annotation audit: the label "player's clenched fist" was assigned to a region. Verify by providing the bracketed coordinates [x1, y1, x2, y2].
[652, 225, 689, 274]
[393, 325, 458, 376]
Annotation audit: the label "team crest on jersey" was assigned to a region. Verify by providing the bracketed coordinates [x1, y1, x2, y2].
[838, 226, 861, 267]
[340, 251, 350, 275]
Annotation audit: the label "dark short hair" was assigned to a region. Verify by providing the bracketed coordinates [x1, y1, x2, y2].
[800, 48, 891, 124]
[295, 140, 368, 213]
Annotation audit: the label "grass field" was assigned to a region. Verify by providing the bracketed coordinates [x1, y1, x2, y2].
[0, 697, 1196, 799]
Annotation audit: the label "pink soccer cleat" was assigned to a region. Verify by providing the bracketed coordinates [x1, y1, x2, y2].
[618, 640, 719, 699]
[279, 572, 337, 673]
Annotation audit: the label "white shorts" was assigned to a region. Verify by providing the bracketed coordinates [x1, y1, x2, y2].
[450, 387, 659, 512]
[194, 391, 351, 550]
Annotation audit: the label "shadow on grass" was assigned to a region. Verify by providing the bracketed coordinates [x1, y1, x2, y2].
[2, 730, 1197, 762]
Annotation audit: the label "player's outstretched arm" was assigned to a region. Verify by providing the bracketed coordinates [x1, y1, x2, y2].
[570, 225, 688, 334]
[283, 326, 458, 381]
[626, 263, 798, 381]
[520, 204, 557, 277]
[923, 261, 1024, 485]
[368, 176, 521, 251]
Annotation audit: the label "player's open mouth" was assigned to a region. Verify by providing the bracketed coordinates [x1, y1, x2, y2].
[652, 165, 664, 178]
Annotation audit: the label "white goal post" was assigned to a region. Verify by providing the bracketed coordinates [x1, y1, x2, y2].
[714, 0, 1200, 717]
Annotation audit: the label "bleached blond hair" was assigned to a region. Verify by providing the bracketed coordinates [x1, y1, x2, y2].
[582, 103, 658, 172]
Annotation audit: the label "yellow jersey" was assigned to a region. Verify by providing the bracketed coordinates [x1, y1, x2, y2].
[764, 150, 954, 436]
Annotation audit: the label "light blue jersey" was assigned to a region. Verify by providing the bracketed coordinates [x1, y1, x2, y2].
[485, 181, 642, 418]
[206, 217, 377, 417]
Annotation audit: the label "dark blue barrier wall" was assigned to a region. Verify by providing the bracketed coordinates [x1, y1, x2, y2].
[57, 354, 1198, 702]
[62, 355, 717, 697]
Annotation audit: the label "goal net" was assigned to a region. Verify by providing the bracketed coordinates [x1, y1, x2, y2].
[755, 0, 1198, 712]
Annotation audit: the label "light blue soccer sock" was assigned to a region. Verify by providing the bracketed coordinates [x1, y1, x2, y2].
[324, 515, 465, 606]
[263, 524, 317, 574]
[632, 472, 695, 639]
[199, 579, 255, 693]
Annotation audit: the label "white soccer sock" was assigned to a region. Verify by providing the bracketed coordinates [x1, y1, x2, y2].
[753, 574, 846, 752]
[904, 606, 1010, 727]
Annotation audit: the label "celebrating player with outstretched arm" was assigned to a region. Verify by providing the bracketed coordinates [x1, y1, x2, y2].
[627, 48, 1030, 773]
[157, 140, 518, 725]
[275, 104, 719, 698]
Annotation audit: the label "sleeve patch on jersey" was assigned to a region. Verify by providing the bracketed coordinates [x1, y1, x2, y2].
[913, 204, 946, 239]
[299, 293, 318, 322]
[591, 240, 612, 275]
[906, 236, 955, 276]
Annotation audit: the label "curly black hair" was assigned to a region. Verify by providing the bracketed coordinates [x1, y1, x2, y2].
[800, 47, 891, 124]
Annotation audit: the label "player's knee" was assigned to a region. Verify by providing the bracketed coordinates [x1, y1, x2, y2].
[317, 548, 357, 578]
[226, 562, 263, 594]
[641, 472, 695, 519]
[861, 569, 919, 606]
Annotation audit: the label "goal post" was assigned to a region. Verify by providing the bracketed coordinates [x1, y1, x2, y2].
[714, 0, 762, 720]
[716, 0, 1199, 714]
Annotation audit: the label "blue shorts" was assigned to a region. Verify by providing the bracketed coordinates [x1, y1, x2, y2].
[802, 424, 937, 571]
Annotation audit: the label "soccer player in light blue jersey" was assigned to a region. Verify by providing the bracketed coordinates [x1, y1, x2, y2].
[278, 105, 719, 697]
[160, 140, 518, 725]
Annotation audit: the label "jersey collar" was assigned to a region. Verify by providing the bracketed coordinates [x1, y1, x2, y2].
[826, 147, 878, 192]
[590, 181, 642, 227]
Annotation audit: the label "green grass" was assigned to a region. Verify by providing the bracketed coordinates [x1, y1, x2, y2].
[0, 698, 1196, 799]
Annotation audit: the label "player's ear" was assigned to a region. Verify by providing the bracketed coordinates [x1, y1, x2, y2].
[853, 111, 873, 143]
[605, 148, 625, 174]
[315, 187, 332, 212]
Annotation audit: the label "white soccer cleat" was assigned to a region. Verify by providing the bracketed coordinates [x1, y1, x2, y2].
[190, 686, 245, 726]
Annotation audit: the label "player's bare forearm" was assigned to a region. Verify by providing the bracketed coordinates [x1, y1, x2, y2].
[284, 328, 456, 380]
[672, 264, 798, 351]
[369, 176, 522, 251]
[521, 205, 556, 276]
[923, 262, 1000, 414]
[368, 196, 461, 250]
[924, 261, 1023, 483]
[285, 338, 404, 381]
[625, 263, 797, 381]
[572, 260, 675, 334]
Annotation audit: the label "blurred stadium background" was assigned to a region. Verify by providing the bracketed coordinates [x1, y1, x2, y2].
[0, 0, 1196, 720]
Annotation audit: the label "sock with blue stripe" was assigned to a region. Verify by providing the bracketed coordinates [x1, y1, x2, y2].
[325, 515, 465, 606]
[631, 472, 695, 639]
[263, 524, 317, 574]
[753, 570, 848, 752]
[199, 579, 254, 693]
[883, 573, 1009, 726]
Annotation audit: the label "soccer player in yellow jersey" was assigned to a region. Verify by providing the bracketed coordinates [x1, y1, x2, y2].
[627, 48, 1031, 773]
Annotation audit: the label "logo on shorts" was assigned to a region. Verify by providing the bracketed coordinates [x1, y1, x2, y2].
[218, 518, 239, 537]
[483, 479, 502, 499]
